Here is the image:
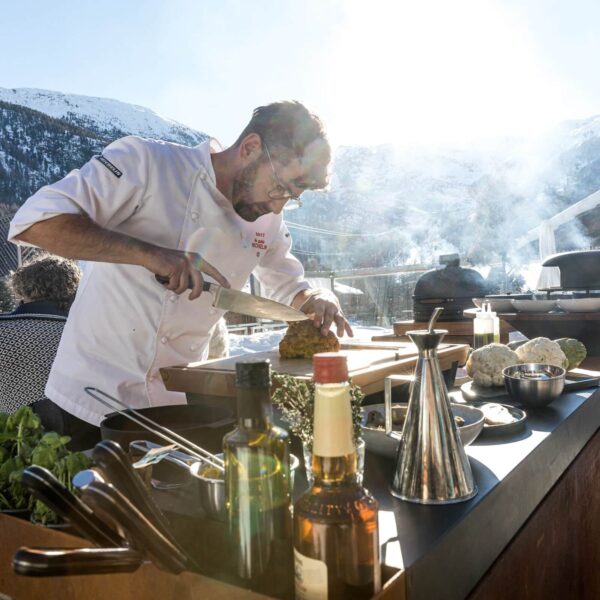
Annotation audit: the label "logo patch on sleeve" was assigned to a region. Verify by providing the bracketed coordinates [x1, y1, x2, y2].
[95, 154, 123, 178]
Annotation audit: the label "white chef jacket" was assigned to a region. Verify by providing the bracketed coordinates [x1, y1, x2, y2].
[8, 136, 310, 425]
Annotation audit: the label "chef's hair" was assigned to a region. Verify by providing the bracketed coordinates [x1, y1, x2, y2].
[10, 253, 81, 312]
[234, 101, 330, 186]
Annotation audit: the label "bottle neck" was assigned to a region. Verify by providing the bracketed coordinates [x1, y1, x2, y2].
[235, 387, 272, 430]
[312, 452, 358, 485]
[311, 381, 358, 486]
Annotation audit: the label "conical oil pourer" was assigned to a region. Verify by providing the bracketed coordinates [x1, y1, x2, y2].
[390, 329, 477, 504]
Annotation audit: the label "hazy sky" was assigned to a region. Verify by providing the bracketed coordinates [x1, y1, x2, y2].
[2, 0, 600, 147]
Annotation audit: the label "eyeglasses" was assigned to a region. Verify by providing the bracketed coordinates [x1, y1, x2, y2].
[263, 143, 303, 210]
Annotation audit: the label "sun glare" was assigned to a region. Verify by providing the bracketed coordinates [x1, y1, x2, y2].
[322, 0, 572, 147]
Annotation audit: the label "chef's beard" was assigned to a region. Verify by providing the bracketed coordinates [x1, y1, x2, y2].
[231, 160, 271, 222]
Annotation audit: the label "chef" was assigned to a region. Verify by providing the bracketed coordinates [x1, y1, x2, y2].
[8, 100, 352, 448]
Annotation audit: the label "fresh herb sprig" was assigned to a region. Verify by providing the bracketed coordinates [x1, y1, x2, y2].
[272, 373, 364, 450]
[0, 406, 90, 524]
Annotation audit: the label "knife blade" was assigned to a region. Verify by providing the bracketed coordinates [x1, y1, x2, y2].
[155, 275, 308, 322]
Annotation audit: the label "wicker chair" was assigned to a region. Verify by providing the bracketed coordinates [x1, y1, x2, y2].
[0, 313, 66, 413]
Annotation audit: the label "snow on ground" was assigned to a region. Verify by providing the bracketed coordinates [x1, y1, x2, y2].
[228, 324, 392, 356]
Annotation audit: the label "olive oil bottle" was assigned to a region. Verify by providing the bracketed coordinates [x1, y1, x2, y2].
[223, 359, 293, 598]
[473, 303, 499, 349]
[293, 353, 381, 599]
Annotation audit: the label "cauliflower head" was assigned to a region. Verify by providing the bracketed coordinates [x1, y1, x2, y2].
[555, 338, 586, 370]
[515, 337, 568, 370]
[466, 343, 520, 387]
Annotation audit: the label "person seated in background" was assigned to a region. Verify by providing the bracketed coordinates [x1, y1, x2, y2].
[0, 276, 14, 312]
[5, 253, 80, 317]
[0, 254, 81, 428]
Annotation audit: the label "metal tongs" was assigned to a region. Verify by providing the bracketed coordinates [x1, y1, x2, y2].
[84, 387, 224, 473]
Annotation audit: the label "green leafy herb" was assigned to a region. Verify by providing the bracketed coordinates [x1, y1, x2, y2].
[0, 406, 90, 524]
[271, 373, 364, 450]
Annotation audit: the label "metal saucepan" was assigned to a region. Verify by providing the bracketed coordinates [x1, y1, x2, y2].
[100, 404, 235, 453]
[130, 440, 300, 522]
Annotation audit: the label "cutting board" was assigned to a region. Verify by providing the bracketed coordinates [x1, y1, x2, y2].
[160, 341, 470, 398]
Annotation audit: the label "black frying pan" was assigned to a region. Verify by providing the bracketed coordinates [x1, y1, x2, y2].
[100, 404, 234, 452]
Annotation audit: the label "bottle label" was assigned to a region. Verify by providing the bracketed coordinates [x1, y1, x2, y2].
[313, 385, 354, 457]
[294, 548, 328, 600]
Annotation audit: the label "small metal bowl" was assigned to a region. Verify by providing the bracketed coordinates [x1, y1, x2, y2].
[193, 453, 300, 522]
[503, 363, 566, 408]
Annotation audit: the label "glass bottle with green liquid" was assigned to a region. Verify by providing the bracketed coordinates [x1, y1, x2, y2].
[473, 302, 500, 348]
[223, 359, 293, 598]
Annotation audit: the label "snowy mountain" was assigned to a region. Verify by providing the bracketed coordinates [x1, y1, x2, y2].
[1, 86, 600, 269]
[0, 87, 208, 210]
[290, 118, 600, 270]
[0, 87, 206, 147]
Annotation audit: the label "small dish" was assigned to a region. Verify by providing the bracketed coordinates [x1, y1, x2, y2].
[483, 294, 533, 313]
[460, 380, 508, 402]
[564, 373, 600, 392]
[511, 299, 557, 313]
[468, 402, 527, 438]
[361, 403, 484, 458]
[556, 298, 600, 313]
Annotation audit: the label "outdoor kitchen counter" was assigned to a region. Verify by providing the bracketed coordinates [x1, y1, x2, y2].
[367, 358, 600, 600]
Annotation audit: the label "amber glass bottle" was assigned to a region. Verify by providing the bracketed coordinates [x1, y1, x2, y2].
[223, 359, 293, 598]
[293, 353, 381, 599]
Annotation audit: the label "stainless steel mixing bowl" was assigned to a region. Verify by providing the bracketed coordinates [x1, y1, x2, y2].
[503, 363, 565, 408]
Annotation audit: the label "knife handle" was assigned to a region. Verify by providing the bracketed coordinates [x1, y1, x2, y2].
[22, 466, 124, 548]
[155, 275, 211, 291]
[92, 440, 182, 552]
[13, 547, 143, 577]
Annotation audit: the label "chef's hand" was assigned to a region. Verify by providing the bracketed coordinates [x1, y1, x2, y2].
[146, 247, 230, 300]
[293, 289, 354, 338]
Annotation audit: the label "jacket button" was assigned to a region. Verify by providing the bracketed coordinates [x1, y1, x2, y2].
[160, 336, 168, 344]
[170, 294, 178, 302]
[199, 173, 207, 181]
[191, 211, 199, 221]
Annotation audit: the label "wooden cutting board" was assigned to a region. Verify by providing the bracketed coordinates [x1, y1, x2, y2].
[160, 341, 470, 398]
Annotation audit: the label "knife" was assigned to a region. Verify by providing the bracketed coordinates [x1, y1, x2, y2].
[155, 275, 308, 322]
[81, 480, 192, 573]
[21, 466, 124, 548]
[13, 547, 143, 577]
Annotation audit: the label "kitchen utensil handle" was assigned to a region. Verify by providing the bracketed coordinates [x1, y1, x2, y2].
[22, 466, 124, 548]
[155, 275, 211, 291]
[384, 374, 414, 440]
[13, 547, 143, 577]
[92, 440, 179, 546]
[81, 481, 192, 574]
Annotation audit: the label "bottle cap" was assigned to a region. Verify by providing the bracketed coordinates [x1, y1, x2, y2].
[476, 307, 491, 320]
[235, 359, 271, 389]
[313, 353, 348, 383]
[484, 302, 497, 318]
